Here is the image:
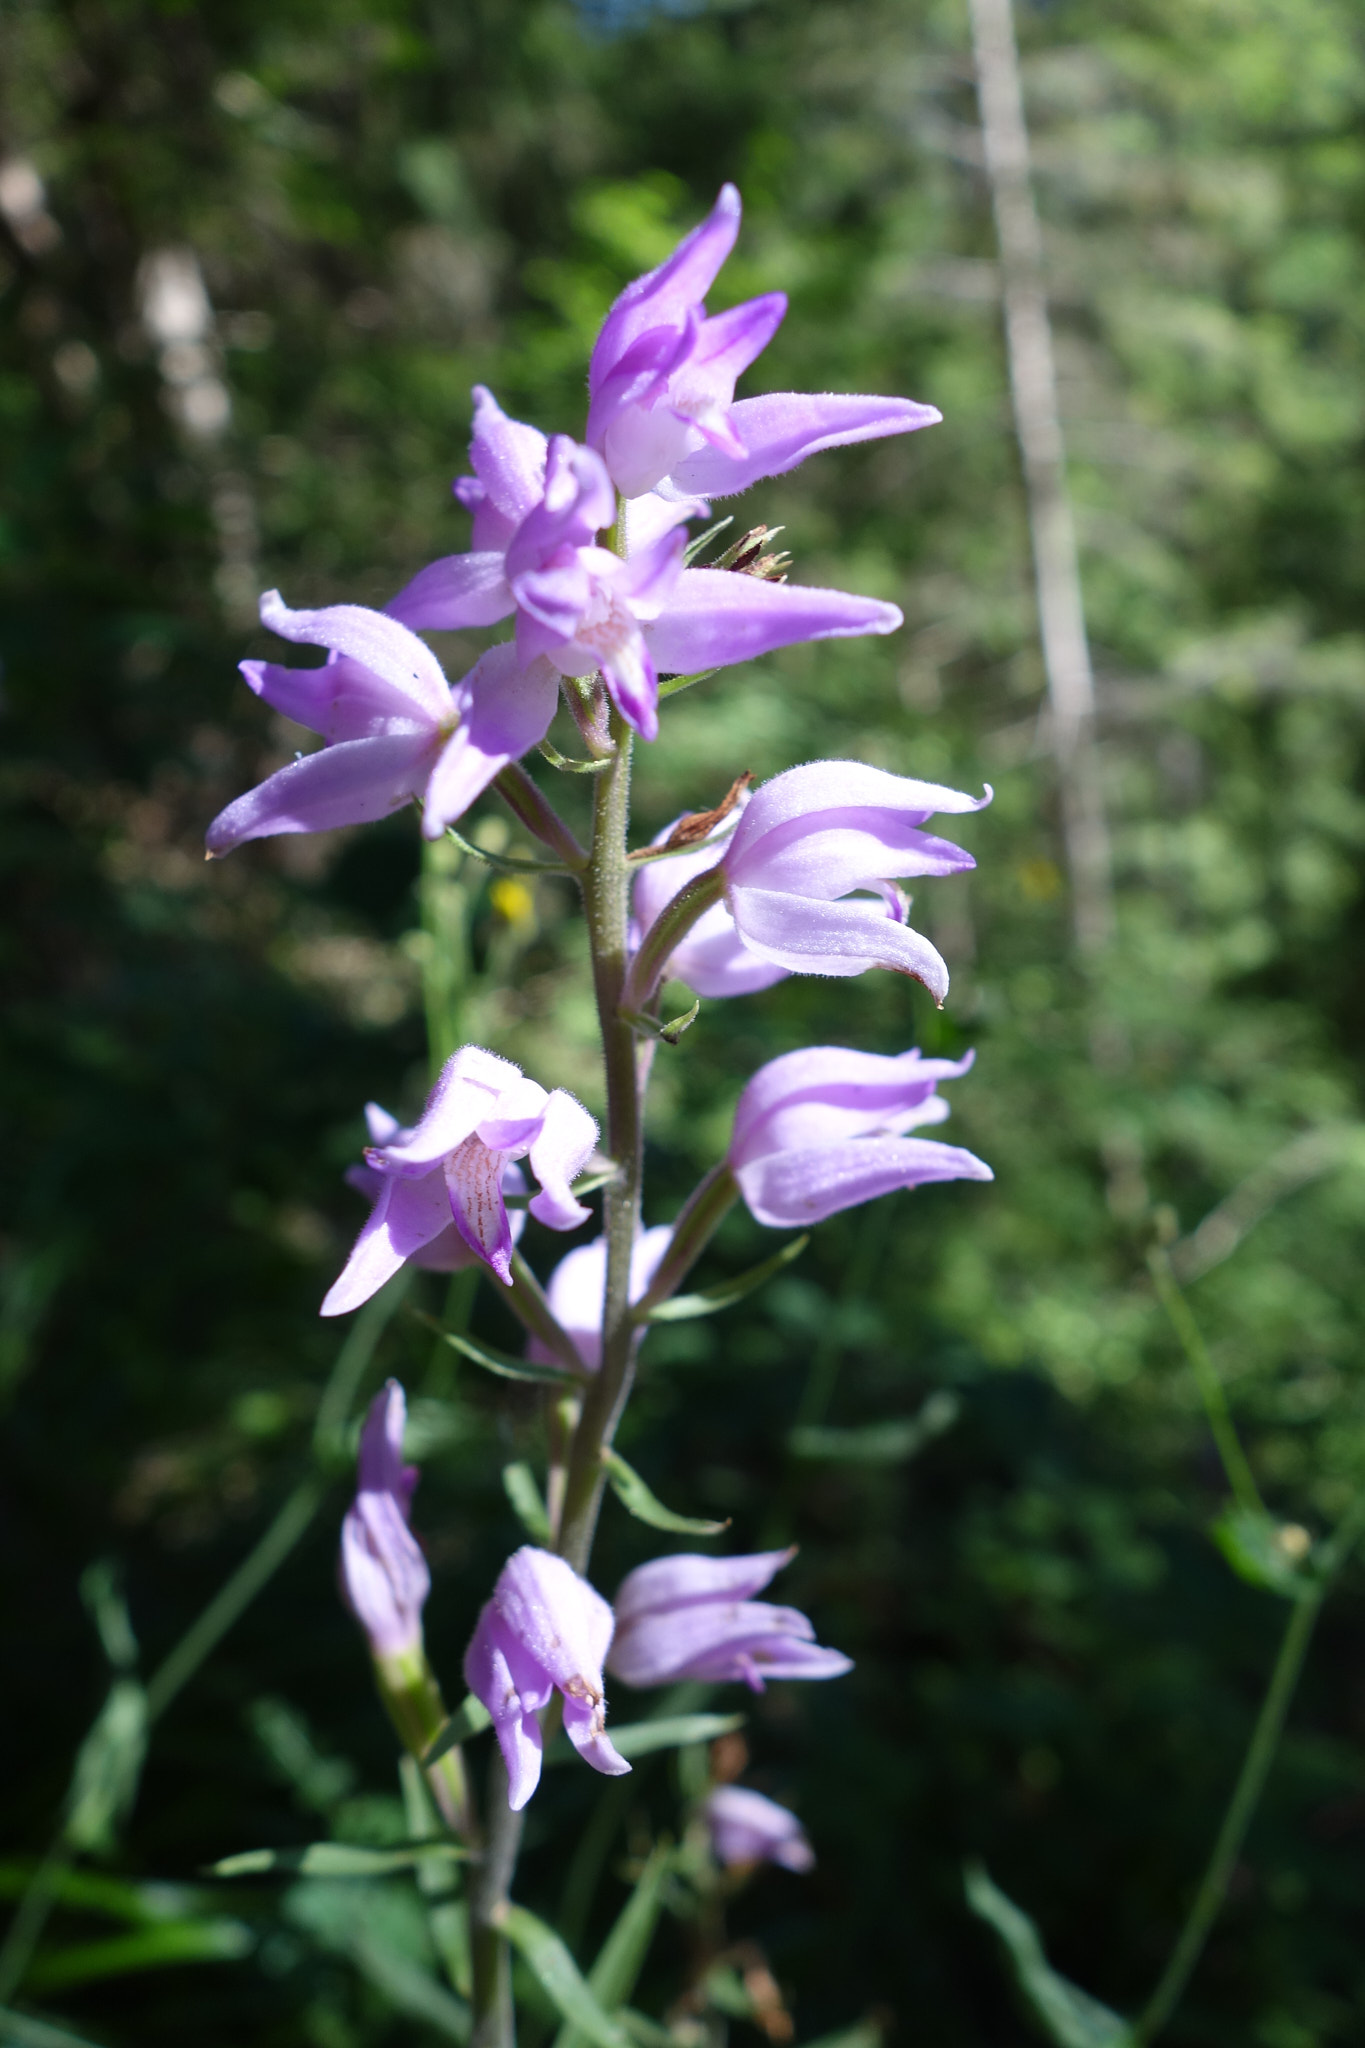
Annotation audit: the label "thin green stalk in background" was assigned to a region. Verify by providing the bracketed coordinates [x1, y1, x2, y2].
[1148, 1247, 1263, 1517]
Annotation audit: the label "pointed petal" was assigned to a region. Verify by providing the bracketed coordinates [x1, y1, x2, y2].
[468, 385, 549, 526]
[242, 653, 433, 742]
[421, 650, 559, 839]
[725, 761, 990, 894]
[729, 888, 953, 1001]
[689, 294, 787, 383]
[620, 491, 709, 557]
[589, 185, 742, 397]
[258, 590, 451, 724]
[730, 1045, 975, 1162]
[613, 1550, 795, 1624]
[321, 1169, 455, 1316]
[356, 1380, 411, 1501]
[493, 1548, 616, 1696]
[386, 552, 514, 632]
[527, 1091, 600, 1230]
[647, 568, 902, 673]
[375, 1046, 521, 1171]
[365, 1104, 403, 1145]
[669, 392, 941, 497]
[562, 1696, 632, 1779]
[736, 1133, 992, 1228]
[444, 1134, 515, 1283]
[463, 1604, 551, 1812]
[206, 734, 433, 856]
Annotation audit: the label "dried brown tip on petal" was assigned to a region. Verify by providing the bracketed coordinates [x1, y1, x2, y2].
[662, 770, 754, 851]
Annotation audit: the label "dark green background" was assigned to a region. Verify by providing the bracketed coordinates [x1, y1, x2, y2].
[4, 0, 1365, 2041]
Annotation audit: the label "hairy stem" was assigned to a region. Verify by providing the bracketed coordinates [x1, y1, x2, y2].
[558, 710, 644, 1571]
[470, 1750, 523, 2048]
[495, 761, 587, 869]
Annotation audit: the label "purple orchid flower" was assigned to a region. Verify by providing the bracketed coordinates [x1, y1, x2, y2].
[703, 1786, 815, 1874]
[585, 183, 941, 501]
[340, 1380, 430, 1662]
[205, 591, 558, 855]
[630, 760, 991, 1006]
[321, 1047, 598, 1314]
[345, 1143, 528, 1274]
[526, 1226, 674, 1373]
[387, 392, 904, 744]
[464, 1545, 631, 1812]
[728, 1044, 992, 1229]
[607, 1549, 852, 1692]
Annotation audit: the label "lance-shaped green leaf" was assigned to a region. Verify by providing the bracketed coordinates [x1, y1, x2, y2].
[444, 826, 568, 875]
[657, 668, 717, 701]
[0, 2007, 110, 2048]
[790, 1391, 961, 1465]
[1211, 1506, 1315, 1600]
[423, 1694, 493, 1768]
[553, 1843, 675, 2048]
[424, 1323, 586, 1387]
[207, 1841, 470, 1880]
[25, 1918, 254, 1993]
[538, 739, 613, 775]
[601, 1449, 728, 1535]
[495, 1904, 630, 2048]
[964, 1864, 1132, 2048]
[503, 1462, 552, 1544]
[63, 1679, 148, 1854]
[638, 1235, 809, 1324]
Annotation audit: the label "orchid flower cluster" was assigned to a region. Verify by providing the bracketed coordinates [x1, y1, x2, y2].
[208, 185, 991, 2045]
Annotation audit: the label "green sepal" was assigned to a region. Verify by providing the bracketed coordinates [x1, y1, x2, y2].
[619, 999, 700, 1045]
[601, 1448, 728, 1535]
[790, 1391, 961, 1464]
[421, 1321, 587, 1387]
[1211, 1506, 1316, 1600]
[657, 668, 717, 701]
[443, 826, 568, 876]
[503, 1461, 552, 1544]
[207, 1841, 470, 1879]
[538, 739, 612, 775]
[423, 1693, 494, 1767]
[964, 1863, 1132, 2048]
[639, 1234, 810, 1324]
[496, 1903, 630, 2048]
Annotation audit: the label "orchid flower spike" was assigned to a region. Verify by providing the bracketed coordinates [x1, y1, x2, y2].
[321, 1047, 598, 1314]
[464, 1546, 631, 1811]
[607, 1549, 852, 1692]
[388, 393, 904, 744]
[586, 183, 941, 501]
[630, 760, 991, 1007]
[727, 1044, 993, 1229]
[204, 591, 558, 855]
[340, 1381, 429, 1663]
[527, 1226, 674, 1372]
[703, 1785, 815, 1874]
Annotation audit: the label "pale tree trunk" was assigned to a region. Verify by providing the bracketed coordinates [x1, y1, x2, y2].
[968, 0, 1114, 956]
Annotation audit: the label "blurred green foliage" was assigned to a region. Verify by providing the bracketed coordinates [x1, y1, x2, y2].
[3, 0, 1365, 2042]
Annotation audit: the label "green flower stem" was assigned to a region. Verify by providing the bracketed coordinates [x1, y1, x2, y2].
[1132, 1588, 1321, 2043]
[494, 761, 588, 869]
[374, 1648, 475, 1841]
[619, 864, 725, 1015]
[506, 1249, 588, 1374]
[1134, 1485, 1365, 2043]
[557, 710, 645, 1574]
[1147, 1247, 1263, 1517]
[631, 1164, 740, 1321]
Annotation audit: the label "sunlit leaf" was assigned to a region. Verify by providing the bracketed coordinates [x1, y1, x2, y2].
[424, 1695, 494, 1767]
[964, 1864, 1132, 2048]
[208, 1841, 469, 1879]
[554, 1844, 675, 2048]
[503, 1462, 552, 1544]
[1211, 1507, 1315, 1600]
[497, 1904, 630, 2048]
[641, 1236, 809, 1323]
[25, 1919, 254, 1993]
[427, 1325, 586, 1386]
[601, 1449, 728, 1535]
[62, 1680, 148, 1855]
[790, 1391, 961, 1465]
